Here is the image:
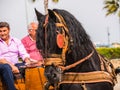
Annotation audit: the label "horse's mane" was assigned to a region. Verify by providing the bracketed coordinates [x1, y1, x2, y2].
[36, 9, 116, 90]
[52, 9, 94, 58]
[36, 8, 100, 72]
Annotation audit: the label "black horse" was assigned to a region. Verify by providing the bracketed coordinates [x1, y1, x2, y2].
[35, 8, 116, 90]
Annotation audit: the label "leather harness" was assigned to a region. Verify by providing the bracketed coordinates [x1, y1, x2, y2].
[44, 11, 117, 89]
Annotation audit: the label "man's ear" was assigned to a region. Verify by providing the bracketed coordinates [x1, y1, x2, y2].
[34, 8, 43, 21]
[48, 9, 57, 22]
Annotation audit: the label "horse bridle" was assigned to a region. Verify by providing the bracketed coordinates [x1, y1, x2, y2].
[43, 11, 94, 70]
[42, 11, 117, 90]
[43, 12, 94, 90]
[43, 11, 70, 66]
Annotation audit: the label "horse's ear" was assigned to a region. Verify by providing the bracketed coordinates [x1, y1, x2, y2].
[34, 8, 43, 21]
[48, 9, 57, 22]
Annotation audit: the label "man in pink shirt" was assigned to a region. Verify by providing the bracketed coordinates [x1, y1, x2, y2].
[0, 22, 31, 90]
[21, 22, 44, 66]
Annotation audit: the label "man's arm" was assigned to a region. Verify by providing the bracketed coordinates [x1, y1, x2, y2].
[16, 39, 31, 62]
[0, 58, 19, 73]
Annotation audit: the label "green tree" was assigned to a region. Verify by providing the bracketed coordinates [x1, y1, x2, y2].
[104, 0, 120, 17]
[104, 0, 120, 42]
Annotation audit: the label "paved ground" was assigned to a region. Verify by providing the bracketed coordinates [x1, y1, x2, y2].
[114, 75, 120, 90]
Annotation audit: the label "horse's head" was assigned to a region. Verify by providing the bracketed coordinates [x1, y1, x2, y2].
[35, 9, 116, 89]
[35, 8, 96, 69]
[35, 8, 74, 85]
[35, 9, 73, 58]
[36, 8, 100, 70]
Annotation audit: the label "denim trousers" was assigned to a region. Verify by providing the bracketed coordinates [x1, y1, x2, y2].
[0, 63, 25, 90]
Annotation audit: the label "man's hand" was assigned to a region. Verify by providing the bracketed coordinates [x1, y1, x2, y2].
[24, 57, 31, 64]
[11, 65, 19, 73]
[0, 58, 19, 73]
[0, 58, 8, 64]
[36, 60, 44, 66]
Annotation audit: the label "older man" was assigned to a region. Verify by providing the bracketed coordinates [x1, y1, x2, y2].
[21, 22, 44, 66]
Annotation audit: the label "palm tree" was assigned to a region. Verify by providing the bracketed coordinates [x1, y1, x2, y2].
[32, 0, 59, 14]
[104, 0, 120, 17]
[104, 0, 120, 42]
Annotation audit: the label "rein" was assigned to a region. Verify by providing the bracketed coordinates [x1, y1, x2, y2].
[45, 51, 94, 71]
[58, 51, 94, 71]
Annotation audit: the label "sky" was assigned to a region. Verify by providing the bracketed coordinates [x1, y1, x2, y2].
[0, 0, 120, 44]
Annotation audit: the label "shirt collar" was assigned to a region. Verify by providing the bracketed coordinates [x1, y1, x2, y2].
[29, 35, 35, 41]
[0, 36, 14, 42]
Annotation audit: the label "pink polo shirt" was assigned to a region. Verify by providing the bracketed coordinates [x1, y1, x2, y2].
[21, 35, 43, 61]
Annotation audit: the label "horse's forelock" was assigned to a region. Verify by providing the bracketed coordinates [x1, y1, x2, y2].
[37, 8, 94, 60]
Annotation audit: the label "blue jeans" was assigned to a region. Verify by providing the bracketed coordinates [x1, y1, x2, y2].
[0, 63, 25, 90]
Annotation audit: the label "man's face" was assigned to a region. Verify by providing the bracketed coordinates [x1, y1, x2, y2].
[0, 27, 10, 41]
[28, 23, 38, 37]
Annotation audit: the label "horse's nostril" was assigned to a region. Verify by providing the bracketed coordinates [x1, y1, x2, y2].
[45, 72, 51, 77]
[54, 74, 57, 77]
[52, 73, 56, 78]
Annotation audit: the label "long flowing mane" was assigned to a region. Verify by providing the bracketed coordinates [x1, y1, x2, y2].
[36, 9, 100, 71]
[35, 8, 116, 90]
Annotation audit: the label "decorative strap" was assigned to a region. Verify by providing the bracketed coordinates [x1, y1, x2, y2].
[98, 54, 117, 84]
[45, 58, 64, 66]
[59, 71, 114, 86]
[54, 11, 70, 65]
[59, 51, 94, 71]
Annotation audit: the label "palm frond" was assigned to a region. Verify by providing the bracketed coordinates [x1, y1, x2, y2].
[118, 10, 120, 17]
[32, 0, 36, 2]
[52, 0, 59, 3]
[104, 0, 120, 16]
